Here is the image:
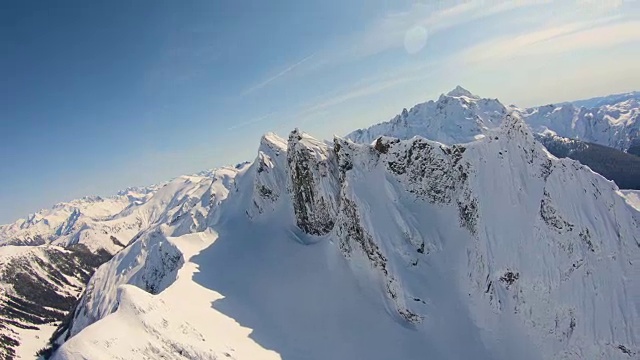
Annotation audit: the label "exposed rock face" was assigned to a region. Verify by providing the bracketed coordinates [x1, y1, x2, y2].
[380, 137, 478, 235]
[287, 130, 340, 236]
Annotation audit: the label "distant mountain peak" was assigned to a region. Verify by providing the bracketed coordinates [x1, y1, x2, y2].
[346, 87, 506, 145]
[446, 85, 478, 99]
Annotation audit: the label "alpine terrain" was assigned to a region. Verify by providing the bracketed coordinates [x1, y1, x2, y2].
[0, 88, 639, 360]
[347, 86, 640, 189]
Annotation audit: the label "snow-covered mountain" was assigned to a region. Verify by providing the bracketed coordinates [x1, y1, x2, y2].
[347, 85, 508, 145]
[0, 188, 157, 252]
[346, 86, 640, 156]
[35, 111, 640, 360]
[523, 99, 640, 154]
[0, 172, 235, 359]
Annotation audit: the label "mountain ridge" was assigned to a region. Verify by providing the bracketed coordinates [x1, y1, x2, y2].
[1, 87, 639, 360]
[42, 110, 640, 360]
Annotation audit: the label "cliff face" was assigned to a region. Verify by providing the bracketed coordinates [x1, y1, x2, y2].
[287, 129, 340, 236]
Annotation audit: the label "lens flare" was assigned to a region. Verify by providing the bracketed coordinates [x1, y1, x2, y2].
[404, 26, 428, 55]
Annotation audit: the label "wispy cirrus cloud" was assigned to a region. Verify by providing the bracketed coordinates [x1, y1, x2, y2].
[237, 0, 640, 130]
[297, 76, 420, 118]
[241, 53, 315, 96]
[311, 0, 550, 66]
[462, 17, 640, 63]
[241, 0, 547, 93]
[227, 112, 274, 131]
[291, 61, 438, 121]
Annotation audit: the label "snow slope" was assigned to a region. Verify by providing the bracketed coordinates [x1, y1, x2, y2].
[0, 171, 223, 255]
[49, 112, 640, 360]
[0, 170, 242, 359]
[52, 230, 281, 360]
[48, 166, 246, 345]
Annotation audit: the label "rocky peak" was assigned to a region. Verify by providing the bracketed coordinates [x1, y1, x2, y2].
[500, 111, 535, 144]
[259, 132, 287, 155]
[250, 133, 288, 217]
[286, 130, 340, 236]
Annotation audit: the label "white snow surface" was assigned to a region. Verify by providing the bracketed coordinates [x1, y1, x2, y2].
[16, 323, 57, 360]
[49, 111, 640, 360]
[52, 231, 281, 360]
[571, 91, 640, 109]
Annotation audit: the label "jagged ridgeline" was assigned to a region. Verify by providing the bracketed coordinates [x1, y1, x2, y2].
[25, 111, 640, 359]
[42, 110, 640, 359]
[1, 88, 640, 360]
[250, 113, 640, 359]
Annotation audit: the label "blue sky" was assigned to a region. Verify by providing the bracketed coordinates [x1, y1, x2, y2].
[1, 0, 639, 223]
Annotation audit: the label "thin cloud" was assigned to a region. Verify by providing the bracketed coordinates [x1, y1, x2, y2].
[294, 64, 436, 121]
[298, 78, 412, 116]
[462, 17, 640, 63]
[241, 54, 315, 96]
[312, 0, 545, 67]
[227, 112, 274, 131]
